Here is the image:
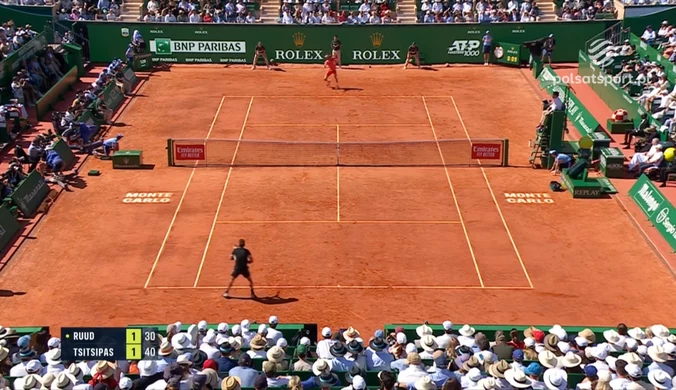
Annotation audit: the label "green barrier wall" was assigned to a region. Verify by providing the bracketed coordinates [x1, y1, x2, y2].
[578, 50, 654, 127]
[11, 170, 49, 218]
[537, 65, 602, 136]
[102, 81, 125, 111]
[0, 205, 21, 253]
[76, 21, 618, 65]
[51, 139, 78, 171]
[0, 31, 48, 90]
[36, 66, 79, 119]
[629, 174, 676, 252]
[0, 4, 54, 31]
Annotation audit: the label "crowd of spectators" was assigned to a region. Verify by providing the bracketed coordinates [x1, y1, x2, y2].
[417, 0, 540, 23]
[9, 46, 66, 108]
[0, 21, 39, 62]
[556, 0, 615, 21]
[140, 0, 259, 23]
[279, 0, 395, 24]
[3, 320, 676, 390]
[53, 0, 123, 21]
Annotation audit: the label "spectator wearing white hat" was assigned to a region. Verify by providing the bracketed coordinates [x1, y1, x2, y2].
[344, 375, 366, 390]
[317, 328, 335, 360]
[157, 340, 177, 374]
[240, 320, 255, 348]
[216, 323, 230, 345]
[603, 330, 626, 352]
[199, 331, 220, 360]
[419, 335, 438, 360]
[196, 321, 208, 345]
[397, 353, 428, 384]
[523, 338, 538, 361]
[415, 324, 433, 348]
[460, 367, 483, 388]
[266, 317, 283, 346]
[645, 345, 675, 376]
[365, 336, 393, 371]
[11, 359, 44, 377]
[392, 344, 417, 371]
[45, 349, 64, 375]
[118, 377, 133, 390]
[436, 322, 456, 350]
[543, 368, 567, 390]
[40, 339, 61, 364]
[41, 373, 56, 390]
[15, 373, 41, 390]
[648, 369, 672, 390]
[267, 346, 288, 371]
[132, 361, 161, 390]
[457, 325, 476, 348]
[589, 345, 610, 375]
[626, 363, 651, 388]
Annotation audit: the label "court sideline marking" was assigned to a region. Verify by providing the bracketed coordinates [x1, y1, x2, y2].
[450, 96, 534, 289]
[147, 285, 533, 290]
[337, 124, 341, 222]
[192, 97, 255, 288]
[144, 96, 226, 289]
[215, 220, 462, 224]
[422, 96, 485, 288]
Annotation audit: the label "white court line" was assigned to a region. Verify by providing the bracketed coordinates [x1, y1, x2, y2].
[450, 96, 534, 289]
[144, 96, 226, 289]
[422, 96, 485, 288]
[147, 285, 533, 290]
[336, 124, 340, 222]
[192, 96, 255, 288]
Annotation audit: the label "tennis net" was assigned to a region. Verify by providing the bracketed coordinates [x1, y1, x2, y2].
[166, 138, 509, 167]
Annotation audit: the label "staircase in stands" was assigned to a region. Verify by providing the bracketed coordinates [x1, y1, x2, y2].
[259, 0, 280, 23]
[121, 0, 144, 21]
[538, 0, 557, 21]
[397, 0, 417, 23]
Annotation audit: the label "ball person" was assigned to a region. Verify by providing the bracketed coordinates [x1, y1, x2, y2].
[252, 41, 270, 70]
[404, 42, 421, 69]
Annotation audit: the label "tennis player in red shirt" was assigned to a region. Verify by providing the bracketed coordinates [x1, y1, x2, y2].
[323, 54, 339, 89]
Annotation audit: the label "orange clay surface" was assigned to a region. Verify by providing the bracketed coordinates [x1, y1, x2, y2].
[1, 64, 676, 333]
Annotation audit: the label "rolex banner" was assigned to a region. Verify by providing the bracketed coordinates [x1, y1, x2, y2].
[80, 22, 618, 65]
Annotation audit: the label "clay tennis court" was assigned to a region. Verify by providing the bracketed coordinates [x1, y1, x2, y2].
[1, 65, 676, 331]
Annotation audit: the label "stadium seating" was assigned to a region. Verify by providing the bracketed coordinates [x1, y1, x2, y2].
[3, 322, 676, 390]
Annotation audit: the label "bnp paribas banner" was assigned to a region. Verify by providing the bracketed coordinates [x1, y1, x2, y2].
[80, 21, 617, 65]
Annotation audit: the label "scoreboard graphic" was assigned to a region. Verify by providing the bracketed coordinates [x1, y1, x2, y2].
[61, 328, 160, 361]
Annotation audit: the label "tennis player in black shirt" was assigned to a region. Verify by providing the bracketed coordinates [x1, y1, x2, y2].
[331, 35, 342, 69]
[252, 41, 270, 70]
[223, 239, 256, 299]
[404, 42, 421, 70]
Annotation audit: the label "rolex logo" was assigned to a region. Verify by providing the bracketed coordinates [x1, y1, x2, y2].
[370, 33, 384, 48]
[292, 32, 306, 48]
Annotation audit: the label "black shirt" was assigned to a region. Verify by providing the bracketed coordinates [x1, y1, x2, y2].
[255, 44, 265, 54]
[332, 39, 341, 51]
[408, 45, 419, 54]
[232, 247, 251, 269]
[544, 38, 555, 51]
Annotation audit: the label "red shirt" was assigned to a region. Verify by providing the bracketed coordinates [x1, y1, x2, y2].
[325, 57, 336, 70]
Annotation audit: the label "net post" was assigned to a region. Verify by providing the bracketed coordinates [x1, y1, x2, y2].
[204, 139, 208, 168]
[502, 139, 509, 167]
[167, 139, 174, 166]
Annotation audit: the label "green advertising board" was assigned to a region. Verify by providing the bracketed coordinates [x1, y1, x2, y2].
[76, 21, 617, 65]
[537, 65, 602, 136]
[11, 170, 50, 218]
[496, 42, 521, 66]
[101, 82, 125, 111]
[122, 66, 139, 87]
[0, 205, 21, 253]
[50, 139, 78, 171]
[0, 32, 48, 89]
[629, 174, 676, 251]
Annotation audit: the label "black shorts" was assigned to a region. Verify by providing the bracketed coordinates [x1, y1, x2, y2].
[232, 268, 250, 278]
[483, 45, 491, 54]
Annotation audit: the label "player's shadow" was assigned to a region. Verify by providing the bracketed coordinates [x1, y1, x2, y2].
[226, 292, 298, 305]
[0, 290, 26, 297]
[339, 87, 363, 92]
[420, 66, 438, 71]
